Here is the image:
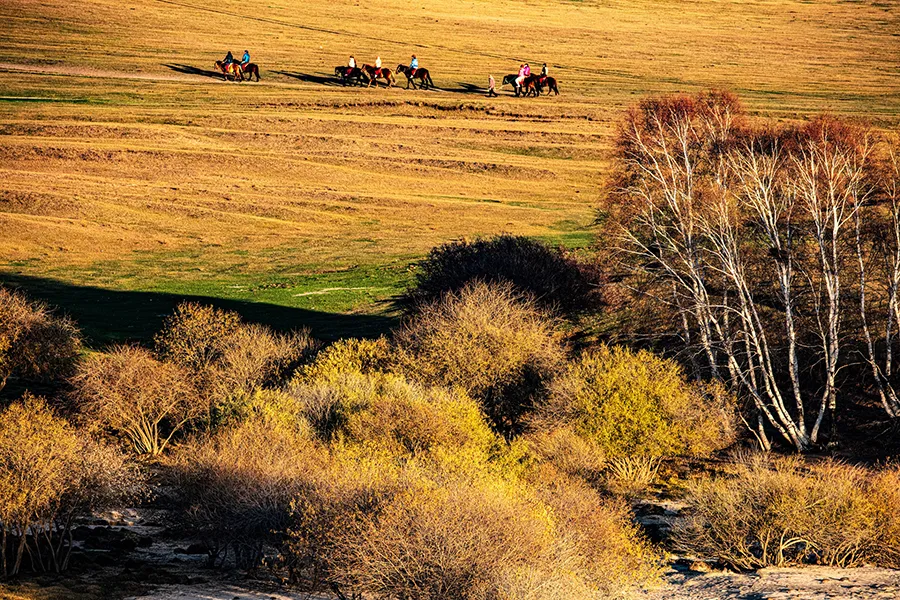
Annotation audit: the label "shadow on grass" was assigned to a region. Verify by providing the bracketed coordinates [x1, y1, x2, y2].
[162, 63, 224, 80]
[0, 273, 397, 347]
[274, 71, 345, 86]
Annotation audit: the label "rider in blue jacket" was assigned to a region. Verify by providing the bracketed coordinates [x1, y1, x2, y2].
[242, 50, 250, 66]
[410, 55, 418, 76]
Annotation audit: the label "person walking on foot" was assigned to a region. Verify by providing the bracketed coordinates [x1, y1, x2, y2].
[487, 74, 497, 97]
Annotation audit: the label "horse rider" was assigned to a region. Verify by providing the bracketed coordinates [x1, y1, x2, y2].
[409, 54, 418, 77]
[223, 50, 234, 65]
[347, 55, 356, 77]
[541, 63, 548, 77]
[375, 55, 382, 77]
[241, 50, 251, 68]
[515, 63, 526, 90]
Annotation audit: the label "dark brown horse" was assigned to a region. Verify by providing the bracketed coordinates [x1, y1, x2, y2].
[360, 64, 395, 87]
[395, 64, 435, 90]
[241, 62, 260, 82]
[214, 60, 243, 81]
[536, 75, 559, 95]
[501, 73, 537, 96]
[334, 66, 369, 86]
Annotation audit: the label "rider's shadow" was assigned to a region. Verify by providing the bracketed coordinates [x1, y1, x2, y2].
[162, 64, 223, 79]
[274, 71, 343, 86]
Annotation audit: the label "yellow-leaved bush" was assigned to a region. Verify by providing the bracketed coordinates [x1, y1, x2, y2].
[536, 345, 736, 459]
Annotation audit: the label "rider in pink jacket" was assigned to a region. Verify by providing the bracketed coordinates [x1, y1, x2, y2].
[515, 63, 526, 88]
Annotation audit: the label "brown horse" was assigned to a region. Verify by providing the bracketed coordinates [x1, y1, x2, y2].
[536, 75, 559, 95]
[335, 66, 369, 86]
[241, 62, 260, 82]
[214, 61, 243, 82]
[360, 64, 395, 88]
[395, 64, 435, 90]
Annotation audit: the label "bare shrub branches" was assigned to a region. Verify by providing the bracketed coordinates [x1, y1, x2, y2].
[72, 346, 202, 455]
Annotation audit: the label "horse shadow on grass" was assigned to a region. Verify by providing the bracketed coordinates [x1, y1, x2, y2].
[274, 71, 346, 87]
[162, 63, 224, 80]
[0, 273, 397, 347]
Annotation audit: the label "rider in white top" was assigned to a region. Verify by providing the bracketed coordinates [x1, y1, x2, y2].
[348, 56, 356, 69]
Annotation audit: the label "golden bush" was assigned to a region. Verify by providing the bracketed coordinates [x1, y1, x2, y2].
[169, 410, 325, 569]
[154, 302, 317, 415]
[677, 454, 900, 569]
[395, 281, 565, 436]
[537, 346, 736, 458]
[72, 345, 202, 455]
[0, 395, 140, 577]
[0, 287, 81, 393]
[297, 337, 393, 384]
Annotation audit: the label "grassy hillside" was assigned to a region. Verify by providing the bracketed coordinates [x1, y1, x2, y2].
[1, 0, 898, 342]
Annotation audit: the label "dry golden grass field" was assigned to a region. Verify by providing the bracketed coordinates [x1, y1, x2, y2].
[1, 0, 898, 342]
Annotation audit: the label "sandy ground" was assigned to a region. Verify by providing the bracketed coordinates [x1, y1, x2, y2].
[120, 566, 900, 600]
[646, 566, 900, 600]
[119, 566, 900, 600]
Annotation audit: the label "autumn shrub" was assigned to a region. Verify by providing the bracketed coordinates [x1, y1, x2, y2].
[154, 302, 316, 415]
[298, 337, 394, 383]
[0, 394, 141, 577]
[72, 346, 202, 455]
[536, 346, 736, 458]
[676, 454, 900, 569]
[400, 235, 603, 318]
[291, 371, 497, 464]
[168, 402, 325, 569]
[396, 282, 565, 436]
[605, 456, 660, 497]
[0, 287, 81, 394]
[524, 426, 606, 483]
[530, 468, 661, 596]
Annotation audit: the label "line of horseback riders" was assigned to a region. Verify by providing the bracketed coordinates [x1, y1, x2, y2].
[215, 50, 261, 82]
[500, 63, 559, 97]
[336, 54, 435, 89]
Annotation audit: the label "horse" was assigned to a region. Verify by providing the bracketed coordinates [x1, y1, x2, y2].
[360, 64, 395, 88]
[214, 60, 243, 82]
[535, 75, 559, 95]
[519, 75, 541, 97]
[395, 64, 434, 90]
[241, 62, 261, 82]
[502, 73, 530, 96]
[334, 66, 369, 86]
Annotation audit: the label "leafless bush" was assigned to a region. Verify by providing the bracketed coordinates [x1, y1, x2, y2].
[395, 281, 565, 436]
[72, 346, 202, 455]
[605, 456, 660, 497]
[676, 454, 900, 569]
[0, 394, 141, 578]
[0, 287, 81, 393]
